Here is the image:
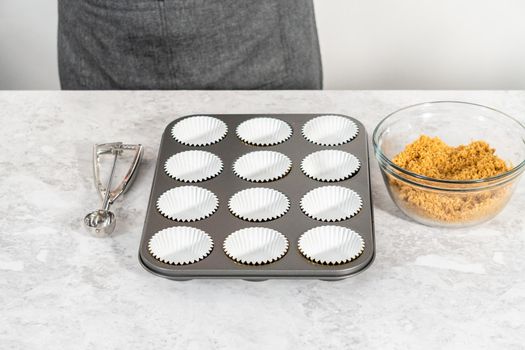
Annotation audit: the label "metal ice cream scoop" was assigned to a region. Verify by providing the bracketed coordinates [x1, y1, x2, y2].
[84, 142, 143, 237]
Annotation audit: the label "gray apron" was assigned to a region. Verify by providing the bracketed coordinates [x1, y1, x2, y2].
[58, 0, 322, 90]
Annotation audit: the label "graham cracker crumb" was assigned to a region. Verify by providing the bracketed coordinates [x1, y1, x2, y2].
[389, 135, 512, 224]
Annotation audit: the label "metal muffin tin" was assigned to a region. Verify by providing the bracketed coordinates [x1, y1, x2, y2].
[139, 114, 375, 280]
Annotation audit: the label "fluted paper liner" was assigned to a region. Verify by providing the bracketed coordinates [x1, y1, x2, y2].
[171, 116, 227, 146]
[300, 186, 362, 222]
[236, 117, 292, 146]
[233, 151, 292, 182]
[164, 150, 223, 182]
[157, 186, 218, 222]
[301, 150, 360, 182]
[228, 187, 290, 222]
[302, 115, 358, 146]
[148, 226, 213, 265]
[298, 226, 364, 265]
[223, 227, 289, 265]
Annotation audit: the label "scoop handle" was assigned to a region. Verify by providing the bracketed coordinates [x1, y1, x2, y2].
[101, 150, 118, 210]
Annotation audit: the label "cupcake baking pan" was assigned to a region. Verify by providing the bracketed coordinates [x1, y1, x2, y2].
[139, 114, 375, 280]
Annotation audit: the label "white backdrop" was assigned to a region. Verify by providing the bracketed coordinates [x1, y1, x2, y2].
[1, 0, 525, 90]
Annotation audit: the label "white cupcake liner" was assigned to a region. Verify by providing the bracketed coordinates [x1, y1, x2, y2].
[164, 150, 223, 182]
[300, 186, 362, 222]
[228, 187, 290, 222]
[298, 226, 365, 265]
[157, 186, 218, 222]
[148, 226, 213, 265]
[301, 150, 360, 182]
[171, 116, 227, 146]
[233, 151, 292, 182]
[236, 117, 292, 146]
[223, 227, 289, 265]
[302, 115, 358, 146]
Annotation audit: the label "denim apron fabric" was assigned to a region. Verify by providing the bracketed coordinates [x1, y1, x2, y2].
[58, 0, 322, 89]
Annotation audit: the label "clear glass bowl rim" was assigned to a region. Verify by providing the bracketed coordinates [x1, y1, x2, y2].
[372, 100, 525, 186]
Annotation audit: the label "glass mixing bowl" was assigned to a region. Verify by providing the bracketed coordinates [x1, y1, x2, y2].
[373, 101, 525, 227]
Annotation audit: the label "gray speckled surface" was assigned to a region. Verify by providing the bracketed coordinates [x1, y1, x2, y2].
[0, 91, 524, 349]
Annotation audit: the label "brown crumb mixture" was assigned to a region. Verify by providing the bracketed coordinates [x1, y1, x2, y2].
[389, 135, 512, 224]
[393, 135, 510, 180]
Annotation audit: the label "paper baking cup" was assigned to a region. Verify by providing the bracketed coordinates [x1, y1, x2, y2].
[233, 151, 292, 182]
[157, 186, 218, 222]
[223, 227, 289, 265]
[298, 226, 364, 265]
[302, 115, 358, 146]
[236, 117, 292, 146]
[300, 186, 362, 222]
[301, 150, 360, 182]
[164, 150, 223, 182]
[171, 116, 227, 146]
[228, 188, 290, 222]
[148, 226, 213, 265]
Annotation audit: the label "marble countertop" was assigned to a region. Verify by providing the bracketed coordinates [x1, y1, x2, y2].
[1, 91, 524, 349]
